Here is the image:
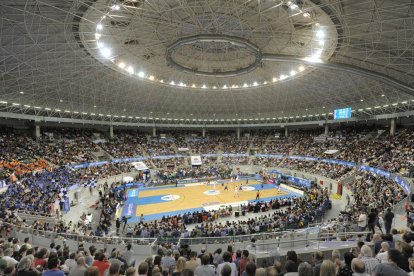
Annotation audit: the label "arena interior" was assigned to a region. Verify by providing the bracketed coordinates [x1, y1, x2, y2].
[1, 1, 414, 276]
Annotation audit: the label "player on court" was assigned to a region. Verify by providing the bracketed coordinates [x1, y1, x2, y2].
[224, 182, 229, 191]
[234, 185, 239, 197]
[256, 190, 260, 201]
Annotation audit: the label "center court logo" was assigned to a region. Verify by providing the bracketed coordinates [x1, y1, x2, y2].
[203, 190, 220, 196]
[161, 194, 180, 201]
[242, 186, 255, 191]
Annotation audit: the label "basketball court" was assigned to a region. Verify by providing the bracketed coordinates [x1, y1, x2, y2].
[117, 179, 301, 222]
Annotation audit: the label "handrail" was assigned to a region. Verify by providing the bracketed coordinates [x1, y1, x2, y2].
[2, 222, 157, 246]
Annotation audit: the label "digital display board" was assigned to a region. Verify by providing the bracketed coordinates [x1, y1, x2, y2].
[334, 107, 352, 120]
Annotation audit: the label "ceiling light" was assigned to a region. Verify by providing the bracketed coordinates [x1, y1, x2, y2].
[223, 85, 227, 89]
[298, 65, 305, 72]
[366, 107, 371, 110]
[44, 107, 51, 111]
[137, 71, 145, 78]
[24, 105, 30, 108]
[160, 80, 164, 83]
[318, 40, 325, 46]
[243, 83, 248, 87]
[316, 30, 325, 39]
[358, 109, 363, 111]
[303, 56, 322, 63]
[263, 81, 267, 85]
[360, 99, 364, 102]
[34, 106, 41, 109]
[55, 109, 61, 112]
[383, 105, 389, 107]
[12, 103, 20, 106]
[374, 106, 380, 109]
[73, 111, 79, 114]
[170, 81, 175, 85]
[0, 101, 7, 104]
[392, 103, 398, 106]
[303, 12, 310, 17]
[99, 114, 103, 116]
[82, 112, 87, 115]
[202, 84, 206, 88]
[60, 99, 63, 102]
[279, 75, 287, 80]
[253, 82, 258, 86]
[94, 105, 97, 108]
[290, 70, 296, 76]
[19, 91, 24, 94]
[64, 110, 70, 113]
[96, 24, 103, 30]
[401, 101, 408, 104]
[272, 77, 277, 82]
[91, 113, 96, 116]
[112, 4, 120, 10]
[381, 94, 385, 97]
[126, 66, 134, 74]
[97, 41, 103, 48]
[95, 33, 101, 40]
[100, 47, 112, 58]
[213, 86, 217, 89]
[118, 62, 125, 69]
[179, 82, 186, 87]
[149, 75, 155, 80]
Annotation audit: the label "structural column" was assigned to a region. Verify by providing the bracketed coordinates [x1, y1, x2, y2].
[34, 124, 41, 139]
[324, 123, 329, 135]
[285, 127, 288, 137]
[202, 128, 206, 138]
[390, 118, 396, 136]
[109, 125, 114, 139]
[237, 128, 240, 140]
[152, 126, 156, 137]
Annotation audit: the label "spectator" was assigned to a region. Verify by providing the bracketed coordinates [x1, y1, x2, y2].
[351, 258, 369, 276]
[185, 252, 199, 272]
[245, 263, 256, 276]
[41, 257, 64, 276]
[221, 265, 232, 276]
[383, 208, 394, 234]
[172, 257, 186, 276]
[194, 254, 215, 276]
[313, 251, 324, 276]
[297, 262, 313, 276]
[376, 242, 389, 263]
[108, 263, 121, 276]
[320, 260, 335, 276]
[138, 262, 149, 276]
[161, 250, 175, 275]
[68, 257, 87, 276]
[217, 252, 237, 276]
[92, 252, 110, 276]
[337, 252, 353, 276]
[125, 267, 137, 276]
[16, 256, 40, 276]
[372, 249, 407, 276]
[238, 251, 249, 276]
[359, 245, 379, 274]
[285, 260, 298, 276]
[85, 267, 100, 276]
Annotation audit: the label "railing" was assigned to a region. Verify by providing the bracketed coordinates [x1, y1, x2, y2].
[177, 228, 371, 251]
[2, 222, 157, 248]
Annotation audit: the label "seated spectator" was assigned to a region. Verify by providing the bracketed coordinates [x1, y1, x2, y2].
[297, 262, 313, 276]
[68, 257, 87, 276]
[41, 257, 64, 276]
[351, 258, 369, 276]
[359, 245, 379, 274]
[320, 260, 335, 276]
[16, 256, 40, 276]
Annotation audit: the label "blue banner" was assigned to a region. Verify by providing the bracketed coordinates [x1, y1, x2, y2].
[112, 157, 147, 163]
[321, 159, 356, 167]
[359, 165, 391, 178]
[255, 154, 284, 159]
[286, 175, 312, 188]
[152, 155, 183, 159]
[288, 156, 319, 161]
[201, 154, 217, 157]
[393, 175, 411, 194]
[222, 153, 249, 157]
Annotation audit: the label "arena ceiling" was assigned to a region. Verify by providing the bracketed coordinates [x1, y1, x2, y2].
[1, 0, 414, 124]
